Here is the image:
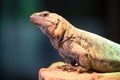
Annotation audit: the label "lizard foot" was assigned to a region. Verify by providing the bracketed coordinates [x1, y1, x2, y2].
[57, 64, 87, 73]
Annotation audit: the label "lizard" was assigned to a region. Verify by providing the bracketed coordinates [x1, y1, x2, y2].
[30, 11, 120, 72]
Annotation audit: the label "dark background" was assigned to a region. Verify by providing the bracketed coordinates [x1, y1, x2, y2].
[1, 0, 120, 80]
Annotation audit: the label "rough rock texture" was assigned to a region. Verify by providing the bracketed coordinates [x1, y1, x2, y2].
[39, 62, 120, 80]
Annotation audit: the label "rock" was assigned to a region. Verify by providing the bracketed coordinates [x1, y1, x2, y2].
[39, 62, 120, 80]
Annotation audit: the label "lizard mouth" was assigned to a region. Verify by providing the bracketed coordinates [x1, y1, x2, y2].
[30, 18, 41, 26]
[30, 17, 60, 28]
[30, 14, 61, 38]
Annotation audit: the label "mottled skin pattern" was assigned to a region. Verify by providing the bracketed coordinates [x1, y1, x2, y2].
[30, 11, 120, 72]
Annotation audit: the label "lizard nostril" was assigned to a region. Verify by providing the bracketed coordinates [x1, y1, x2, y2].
[40, 13, 49, 17]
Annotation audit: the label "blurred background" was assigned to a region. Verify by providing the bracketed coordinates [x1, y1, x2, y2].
[1, 0, 120, 80]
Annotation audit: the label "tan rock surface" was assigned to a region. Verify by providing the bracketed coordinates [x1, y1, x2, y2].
[39, 62, 120, 80]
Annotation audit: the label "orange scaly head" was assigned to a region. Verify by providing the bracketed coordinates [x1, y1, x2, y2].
[30, 11, 69, 39]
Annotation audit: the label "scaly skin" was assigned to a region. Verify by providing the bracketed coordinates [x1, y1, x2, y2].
[30, 11, 120, 72]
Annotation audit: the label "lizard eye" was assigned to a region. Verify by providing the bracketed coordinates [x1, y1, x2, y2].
[39, 12, 49, 17]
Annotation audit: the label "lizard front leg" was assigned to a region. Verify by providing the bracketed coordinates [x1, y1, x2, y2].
[68, 42, 91, 72]
[58, 42, 91, 72]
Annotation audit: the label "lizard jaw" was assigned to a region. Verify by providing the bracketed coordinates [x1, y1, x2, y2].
[30, 13, 61, 38]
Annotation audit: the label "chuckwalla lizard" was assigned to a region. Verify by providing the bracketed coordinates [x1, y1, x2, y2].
[30, 11, 120, 72]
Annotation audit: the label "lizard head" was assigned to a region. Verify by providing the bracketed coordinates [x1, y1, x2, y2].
[30, 11, 70, 39]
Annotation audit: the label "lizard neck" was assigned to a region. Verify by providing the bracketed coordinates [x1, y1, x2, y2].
[48, 28, 66, 50]
[57, 25, 76, 48]
[49, 24, 75, 50]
